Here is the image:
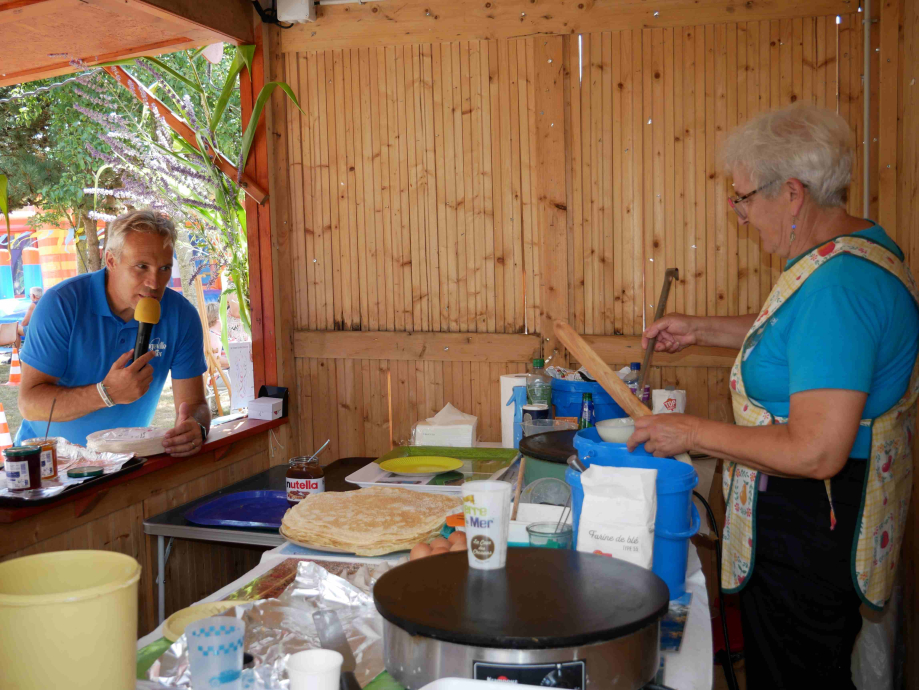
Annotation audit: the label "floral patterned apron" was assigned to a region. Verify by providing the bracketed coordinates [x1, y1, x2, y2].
[723, 236, 919, 609]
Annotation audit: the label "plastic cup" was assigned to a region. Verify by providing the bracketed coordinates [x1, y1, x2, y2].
[462, 480, 512, 570]
[287, 649, 344, 690]
[186, 616, 245, 690]
[522, 418, 578, 437]
[526, 521, 574, 549]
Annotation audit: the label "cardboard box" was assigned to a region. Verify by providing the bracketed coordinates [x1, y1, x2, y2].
[248, 397, 284, 420]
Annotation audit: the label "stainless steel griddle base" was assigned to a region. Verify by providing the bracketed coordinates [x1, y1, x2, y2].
[383, 618, 661, 689]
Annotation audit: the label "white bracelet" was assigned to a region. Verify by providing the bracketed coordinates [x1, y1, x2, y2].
[97, 381, 116, 408]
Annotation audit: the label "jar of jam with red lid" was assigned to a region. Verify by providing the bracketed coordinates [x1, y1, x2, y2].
[286, 456, 325, 506]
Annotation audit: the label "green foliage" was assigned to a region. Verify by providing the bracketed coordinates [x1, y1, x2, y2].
[0, 72, 134, 239]
[0, 174, 9, 241]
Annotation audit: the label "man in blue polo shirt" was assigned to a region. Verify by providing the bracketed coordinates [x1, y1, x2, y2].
[17, 209, 210, 455]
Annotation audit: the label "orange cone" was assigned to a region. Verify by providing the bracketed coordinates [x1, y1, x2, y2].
[5, 347, 21, 386]
[0, 404, 12, 452]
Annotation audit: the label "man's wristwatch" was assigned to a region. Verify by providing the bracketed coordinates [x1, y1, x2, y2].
[197, 421, 208, 444]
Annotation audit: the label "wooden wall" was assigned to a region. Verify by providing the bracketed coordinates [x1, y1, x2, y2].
[277, 8, 866, 459]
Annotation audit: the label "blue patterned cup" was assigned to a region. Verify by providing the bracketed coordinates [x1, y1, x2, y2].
[186, 616, 245, 690]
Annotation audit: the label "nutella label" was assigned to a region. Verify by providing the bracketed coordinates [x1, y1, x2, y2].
[287, 476, 325, 503]
[39, 450, 54, 478]
[5, 459, 32, 490]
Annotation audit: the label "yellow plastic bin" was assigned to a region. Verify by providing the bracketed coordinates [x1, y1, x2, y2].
[0, 550, 141, 690]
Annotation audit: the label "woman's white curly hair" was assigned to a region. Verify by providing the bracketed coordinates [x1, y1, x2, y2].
[722, 103, 855, 208]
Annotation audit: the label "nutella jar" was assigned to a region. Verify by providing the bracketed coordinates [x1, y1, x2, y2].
[286, 456, 325, 506]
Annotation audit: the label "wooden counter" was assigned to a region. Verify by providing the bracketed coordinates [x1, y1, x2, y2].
[0, 416, 288, 635]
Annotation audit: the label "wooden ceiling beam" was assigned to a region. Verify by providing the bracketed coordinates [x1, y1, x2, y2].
[281, 0, 856, 52]
[82, 0, 253, 45]
[0, 37, 195, 86]
[0, 0, 70, 27]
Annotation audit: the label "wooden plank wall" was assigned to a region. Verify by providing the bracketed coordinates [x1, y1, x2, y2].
[280, 15, 865, 460]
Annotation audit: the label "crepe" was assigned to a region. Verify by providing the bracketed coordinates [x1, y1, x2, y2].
[86, 427, 167, 456]
[281, 486, 462, 556]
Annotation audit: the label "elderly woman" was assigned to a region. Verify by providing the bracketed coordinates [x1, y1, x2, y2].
[630, 104, 919, 688]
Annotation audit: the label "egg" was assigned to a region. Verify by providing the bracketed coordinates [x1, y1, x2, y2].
[429, 537, 450, 550]
[449, 541, 466, 552]
[447, 531, 466, 545]
[430, 547, 450, 556]
[410, 543, 432, 561]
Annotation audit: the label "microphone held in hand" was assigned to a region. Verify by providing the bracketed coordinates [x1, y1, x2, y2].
[133, 297, 161, 362]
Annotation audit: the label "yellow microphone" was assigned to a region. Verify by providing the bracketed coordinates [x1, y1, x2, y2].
[133, 297, 161, 361]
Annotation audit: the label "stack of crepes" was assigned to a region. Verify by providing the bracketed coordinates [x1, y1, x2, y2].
[280, 486, 462, 556]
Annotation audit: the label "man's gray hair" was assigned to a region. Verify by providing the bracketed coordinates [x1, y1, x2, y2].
[104, 209, 177, 259]
[722, 104, 854, 208]
[29, 287, 43, 299]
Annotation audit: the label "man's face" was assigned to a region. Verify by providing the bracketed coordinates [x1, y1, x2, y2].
[105, 231, 174, 308]
[30, 294, 40, 303]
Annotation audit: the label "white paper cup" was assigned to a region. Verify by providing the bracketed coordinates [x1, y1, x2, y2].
[462, 480, 512, 570]
[185, 616, 244, 690]
[287, 649, 344, 690]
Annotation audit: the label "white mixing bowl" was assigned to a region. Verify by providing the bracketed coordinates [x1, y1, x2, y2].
[595, 417, 635, 443]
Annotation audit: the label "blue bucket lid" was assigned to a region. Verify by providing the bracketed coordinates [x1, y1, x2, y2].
[573, 428, 698, 493]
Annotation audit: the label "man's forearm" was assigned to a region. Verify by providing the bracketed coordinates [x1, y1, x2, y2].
[695, 314, 757, 349]
[20, 382, 106, 422]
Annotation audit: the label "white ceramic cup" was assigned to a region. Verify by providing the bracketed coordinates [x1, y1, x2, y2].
[287, 649, 344, 690]
[462, 480, 512, 570]
[185, 616, 245, 690]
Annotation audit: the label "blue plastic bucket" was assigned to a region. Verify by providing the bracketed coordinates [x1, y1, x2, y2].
[565, 428, 700, 599]
[551, 378, 627, 422]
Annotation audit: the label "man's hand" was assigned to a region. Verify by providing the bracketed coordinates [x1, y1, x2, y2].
[163, 402, 203, 457]
[102, 350, 156, 404]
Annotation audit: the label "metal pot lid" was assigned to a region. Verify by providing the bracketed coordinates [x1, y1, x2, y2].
[374, 549, 669, 650]
[518, 429, 577, 464]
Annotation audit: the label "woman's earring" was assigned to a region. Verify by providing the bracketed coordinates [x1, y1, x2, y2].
[790, 219, 797, 243]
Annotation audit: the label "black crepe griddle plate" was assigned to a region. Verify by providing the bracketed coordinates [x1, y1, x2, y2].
[518, 429, 577, 464]
[373, 548, 669, 650]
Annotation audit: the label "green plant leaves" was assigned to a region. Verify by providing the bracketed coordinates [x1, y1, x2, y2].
[144, 57, 204, 94]
[209, 46, 253, 132]
[239, 82, 304, 172]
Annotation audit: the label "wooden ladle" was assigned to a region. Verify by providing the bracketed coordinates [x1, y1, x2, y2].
[554, 321, 692, 464]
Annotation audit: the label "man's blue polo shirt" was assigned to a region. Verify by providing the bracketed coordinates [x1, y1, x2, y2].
[18, 269, 207, 446]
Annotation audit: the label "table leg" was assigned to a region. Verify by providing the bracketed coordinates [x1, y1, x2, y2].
[158, 535, 165, 625]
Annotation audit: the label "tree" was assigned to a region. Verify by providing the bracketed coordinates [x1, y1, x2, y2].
[0, 73, 136, 272]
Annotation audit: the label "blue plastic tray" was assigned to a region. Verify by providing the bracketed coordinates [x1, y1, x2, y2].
[183, 490, 290, 529]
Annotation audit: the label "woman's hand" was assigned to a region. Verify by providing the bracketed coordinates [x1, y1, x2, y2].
[641, 314, 700, 353]
[627, 414, 701, 457]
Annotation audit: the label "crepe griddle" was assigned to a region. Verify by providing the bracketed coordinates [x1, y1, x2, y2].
[375, 548, 666, 648]
[375, 549, 668, 689]
[518, 429, 577, 464]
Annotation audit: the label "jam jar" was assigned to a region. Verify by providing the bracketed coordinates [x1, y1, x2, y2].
[4, 446, 43, 491]
[286, 456, 325, 506]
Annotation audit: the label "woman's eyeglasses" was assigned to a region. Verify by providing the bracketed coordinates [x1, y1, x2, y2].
[728, 186, 766, 221]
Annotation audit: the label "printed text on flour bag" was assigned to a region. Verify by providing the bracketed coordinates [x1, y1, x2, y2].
[287, 477, 325, 503]
[576, 465, 657, 569]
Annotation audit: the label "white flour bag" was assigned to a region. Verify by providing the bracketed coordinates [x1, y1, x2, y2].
[576, 465, 657, 569]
